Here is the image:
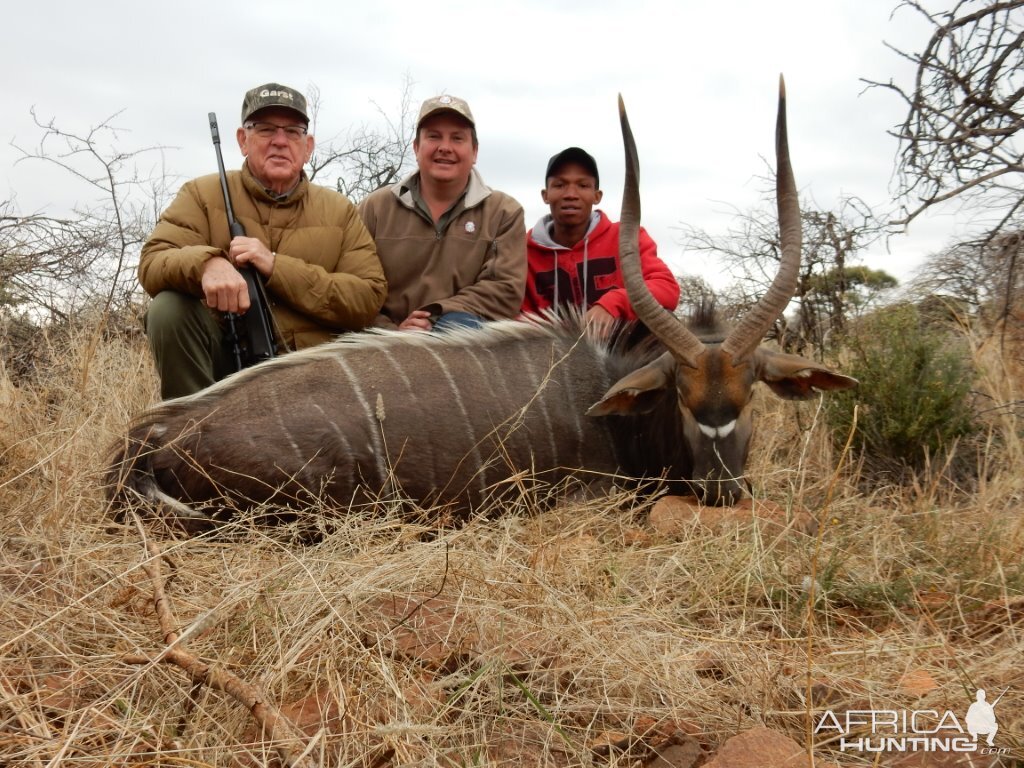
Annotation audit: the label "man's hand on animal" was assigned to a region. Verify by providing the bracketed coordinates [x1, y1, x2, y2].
[585, 305, 616, 340]
[398, 309, 435, 332]
[229, 236, 276, 277]
[201, 256, 250, 313]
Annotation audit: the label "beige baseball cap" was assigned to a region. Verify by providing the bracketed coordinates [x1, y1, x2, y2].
[416, 94, 475, 129]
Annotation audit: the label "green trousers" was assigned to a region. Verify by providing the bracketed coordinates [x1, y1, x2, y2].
[144, 291, 235, 399]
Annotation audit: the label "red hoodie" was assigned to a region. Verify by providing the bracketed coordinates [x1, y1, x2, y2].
[522, 210, 679, 319]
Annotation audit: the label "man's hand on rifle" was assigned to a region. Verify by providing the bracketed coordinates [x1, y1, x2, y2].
[230, 236, 276, 278]
[201, 256, 250, 313]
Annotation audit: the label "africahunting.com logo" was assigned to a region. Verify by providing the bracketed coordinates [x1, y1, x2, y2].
[814, 687, 1009, 755]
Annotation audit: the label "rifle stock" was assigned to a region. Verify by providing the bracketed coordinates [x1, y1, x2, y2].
[208, 112, 276, 370]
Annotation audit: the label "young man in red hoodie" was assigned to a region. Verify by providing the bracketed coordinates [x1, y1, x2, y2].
[522, 147, 680, 338]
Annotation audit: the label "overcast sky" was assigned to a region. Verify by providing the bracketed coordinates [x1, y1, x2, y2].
[3, 0, 966, 290]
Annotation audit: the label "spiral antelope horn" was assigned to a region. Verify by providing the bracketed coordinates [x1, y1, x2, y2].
[720, 75, 801, 363]
[617, 94, 706, 368]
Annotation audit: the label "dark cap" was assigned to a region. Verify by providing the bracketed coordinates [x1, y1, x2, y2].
[545, 147, 599, 188]
[241, 82, 309, 124]
[417, 94, 475, 129]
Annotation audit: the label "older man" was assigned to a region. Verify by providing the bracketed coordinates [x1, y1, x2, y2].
[358, 95, 526, 332]
[140, 82, 386, 398]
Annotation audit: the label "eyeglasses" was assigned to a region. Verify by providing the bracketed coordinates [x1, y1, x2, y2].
[244, 122, 308, 141]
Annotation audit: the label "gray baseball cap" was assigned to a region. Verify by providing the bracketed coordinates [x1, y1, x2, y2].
[241, 83, 309, 124]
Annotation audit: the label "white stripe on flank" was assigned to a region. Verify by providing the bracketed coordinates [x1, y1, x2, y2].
[481, 346, 513, 420]
[377, 348, 431, 488]
[477, 345, 524, 482]
[552, 344, 586, 468]
[285, 429, 302, 460]
[313, 403, 352, 459]
[274, 410, 302, 463]
[380, 348, 414, 393]
[514, 342, 559, 467]
[424, 346, 486, 496]
[468, 347, 499, 445]
[333, 357, 389, 485]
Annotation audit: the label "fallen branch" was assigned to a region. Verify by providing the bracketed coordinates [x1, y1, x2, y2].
[122, 517, 320, 768]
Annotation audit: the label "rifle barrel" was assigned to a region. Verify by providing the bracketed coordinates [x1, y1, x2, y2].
[209, 113, 245, 237]
[208, 111, 276, 368]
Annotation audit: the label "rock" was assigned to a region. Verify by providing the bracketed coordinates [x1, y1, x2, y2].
[786, 675, 865, 709]
[703, 726, 840, 768]
[647, 738, 705, 768]
[897, 668, 939, 698]
[694, 653, 730, 681]
[361, 595, 479, 672]
[360, 593, 559, 675]
[649, 496, 817, 537]
[590, 717, 705, 764]
[622, 526, 654, 547]
[488, 720, 573, 767]
[277, 684, 348, 734]
[589, 729, 632, 754]
[529, 533, 602, 572]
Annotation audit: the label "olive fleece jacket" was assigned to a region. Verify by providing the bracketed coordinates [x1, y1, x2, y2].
[139, 162, 386, 350]
[357, 168, 526, 327]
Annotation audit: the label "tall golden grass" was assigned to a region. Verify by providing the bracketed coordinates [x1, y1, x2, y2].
[1, 322, 1020, 766]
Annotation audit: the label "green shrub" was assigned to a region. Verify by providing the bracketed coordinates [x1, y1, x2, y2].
[826, 304, 977, 476]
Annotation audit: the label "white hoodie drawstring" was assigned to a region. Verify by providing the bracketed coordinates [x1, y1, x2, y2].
[581, 236, 589, 314]
[537, 212, 600, 315]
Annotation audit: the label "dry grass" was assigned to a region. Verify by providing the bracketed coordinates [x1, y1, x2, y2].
[1, 324, 1022, 766]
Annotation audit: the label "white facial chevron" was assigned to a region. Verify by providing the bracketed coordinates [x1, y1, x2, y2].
[698, 420, 736, 440]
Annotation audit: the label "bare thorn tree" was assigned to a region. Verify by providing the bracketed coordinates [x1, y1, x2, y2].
[910, 229, 1022, 341]
[8, 110, 169, 321]
[305, 74, 416, 203]
[673, 274, 719, 319]
[678, 179, 890, 357]
[865, 1, 1024, 232]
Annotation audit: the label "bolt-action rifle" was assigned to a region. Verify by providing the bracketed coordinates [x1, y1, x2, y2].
[209, 112, 276, 371]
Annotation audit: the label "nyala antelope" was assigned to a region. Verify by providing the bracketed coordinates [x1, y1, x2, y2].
[107, 76, 856, 524]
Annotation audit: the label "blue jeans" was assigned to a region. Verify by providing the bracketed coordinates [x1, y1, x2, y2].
[432, 311, 484, 332]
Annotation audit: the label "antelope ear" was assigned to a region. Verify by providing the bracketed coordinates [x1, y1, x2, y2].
[754, 349, 858, 401]
[587, 353, 676, 416]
